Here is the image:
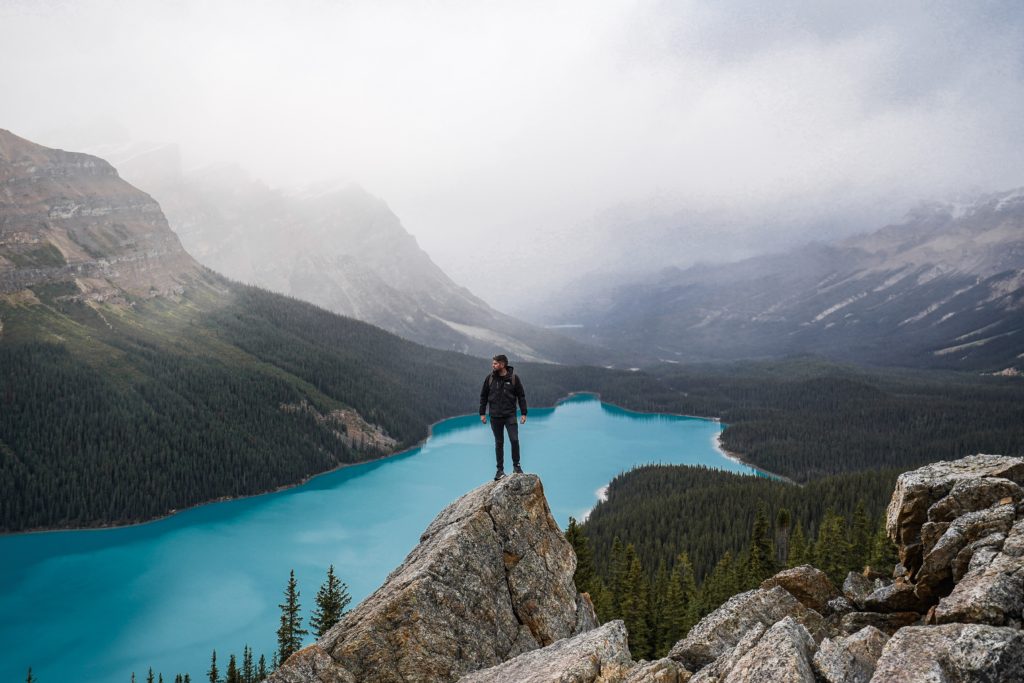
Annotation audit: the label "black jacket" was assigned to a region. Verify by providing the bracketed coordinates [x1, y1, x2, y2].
[479, 366, 527, 419]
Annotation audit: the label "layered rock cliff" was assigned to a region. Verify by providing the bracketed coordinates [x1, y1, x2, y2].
[273, 456, 1024, 683]
[0, 129, 204, 302]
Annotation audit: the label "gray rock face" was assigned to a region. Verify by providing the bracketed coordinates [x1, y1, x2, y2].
[623, 659, 691, 683]
[812, 626, 888, 683]
[667, 586, 824, 671]
[933, 517, 1024, 626]
[691, 617, 816, 683]
[885, 454, 1024, 575]
[870, 624, 1024, 682]
[458, 621, 636, 683]
[842, 572, 874, 610]
[760, 565, 840, 614]
[861, 578, 929, 613]
[270, 474, 595, 683]
[839, 611, 921, 636]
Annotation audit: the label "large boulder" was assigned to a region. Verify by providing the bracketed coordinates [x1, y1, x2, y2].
[885, 454, 1024, 577]
[760, 565, 840, 614]
[458, 621, 691, 683]
[870, 624, 1024, 682]
[667, 586, 824, 671]
[270, 474, 595, 683]
[457, 621, 636, 683]
[690, 617, 816, 683]
[812, 626, 888, 683]
[933, 516, 1024, 626]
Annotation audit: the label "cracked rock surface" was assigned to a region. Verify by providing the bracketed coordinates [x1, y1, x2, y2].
[457, 620, 636, 683]
[270, 474, 594, 683]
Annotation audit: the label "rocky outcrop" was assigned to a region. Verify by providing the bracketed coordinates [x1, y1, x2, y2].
[0, 129, 203, 299]
[273, 455, 1024, 683]
[670, 454, 1024, 682]
[457, 621, 636, 683]
[885, 454, 1024, 580]
[871, 624, 1024, 682]
[667, 586, 825, 671]
[760, 565, 840, 614]
[811, 626, 888, 683]
[270, 474, 595, 683]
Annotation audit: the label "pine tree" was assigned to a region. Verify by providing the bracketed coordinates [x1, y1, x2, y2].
[868, 515, 899, 574]
[788, 522, 808, 568]
[310, 565, 352, 638]
[185, 675, 192, 683]
[242, 645, 254, 683]
[132, 674, 137, 683]
[257, 655, 268, 681]
[277, 570, 309, 663]
[159, 675, 164, 683]
[208, 650, 219, 683]
[849, 500, 872, 572]
[175, 675, 183, 683]
[697, 551, 737, 618]
[589, 575, 616, 623]
[650, 559, 670, 656]
[26, 668, 34, 683]
[747, 503, 775, 585]
[608, 537, 628, 618]
[657, 552, 696, 655]
[619, 546, 652, 659]
[147, 667, 155, 683]
[225, 654, 240, 683]
[565, 517, 596, 595]
[814, 509, 850, 585]
[775, 508, 792, 567]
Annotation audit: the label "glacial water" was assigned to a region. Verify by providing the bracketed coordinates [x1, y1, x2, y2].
[0, 394, 762, 683]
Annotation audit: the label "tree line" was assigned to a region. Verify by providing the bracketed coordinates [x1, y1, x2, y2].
[567, 480, 899, 659]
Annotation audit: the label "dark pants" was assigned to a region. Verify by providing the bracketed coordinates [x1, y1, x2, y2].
[490, 415, 520, 469]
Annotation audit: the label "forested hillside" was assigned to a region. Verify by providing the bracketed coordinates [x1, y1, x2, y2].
[0, 275, 662, 532]
[571, 465, 901, 659]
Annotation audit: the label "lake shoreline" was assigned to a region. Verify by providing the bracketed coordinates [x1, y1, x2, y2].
[3, 391, 784, 537]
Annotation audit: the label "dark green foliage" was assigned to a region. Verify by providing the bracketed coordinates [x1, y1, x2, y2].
[813, 509, 850, 585]
[257, 655, 267, 680]
[869, 515, 900, 573]
[310, 565, 351, 638]
[619, 546, 652, 659]
[277, 570, 308, 663]
[207, 651, 218, 683]
[788, 522, 809, 568]
[565, 517, 597, 596]
[746, 503, 775, 585]
[584, 465, 898, 582]
[225, 655, 240, 683]
[26, 667, 34, 683]
[653, 359, 1024, 482]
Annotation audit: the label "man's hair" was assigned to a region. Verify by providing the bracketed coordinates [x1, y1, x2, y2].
[492, 354, 509, 365]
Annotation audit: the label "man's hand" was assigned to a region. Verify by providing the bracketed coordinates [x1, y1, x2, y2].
[520, 415, 527, 425]
[481, 415, 487, 424]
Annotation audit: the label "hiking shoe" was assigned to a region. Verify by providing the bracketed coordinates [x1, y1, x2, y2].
[513, 465, 523, 474]
[494, 469, 505, 481]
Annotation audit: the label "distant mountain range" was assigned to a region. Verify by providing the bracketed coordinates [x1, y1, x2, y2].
[547, 191, 1024, 372]
[93, 142, 603, 365]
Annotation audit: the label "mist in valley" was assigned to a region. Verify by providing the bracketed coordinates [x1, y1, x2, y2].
[3, 0, 1024, 322]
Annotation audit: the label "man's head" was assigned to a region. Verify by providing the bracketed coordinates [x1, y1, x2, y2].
[491, 354, 508, 372]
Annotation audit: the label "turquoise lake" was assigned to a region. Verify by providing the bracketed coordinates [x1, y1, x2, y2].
[0, 394, 760, 683]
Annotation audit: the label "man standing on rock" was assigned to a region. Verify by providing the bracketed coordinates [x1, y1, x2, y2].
[480, 354, 528, 481]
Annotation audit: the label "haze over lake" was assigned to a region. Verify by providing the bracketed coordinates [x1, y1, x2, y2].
[0, 395, 760, 683]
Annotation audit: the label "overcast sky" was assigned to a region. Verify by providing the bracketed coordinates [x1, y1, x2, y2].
[3, 0, 1024, 306]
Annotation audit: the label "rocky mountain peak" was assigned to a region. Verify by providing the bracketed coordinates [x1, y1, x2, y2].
[0, 129, 202, 302]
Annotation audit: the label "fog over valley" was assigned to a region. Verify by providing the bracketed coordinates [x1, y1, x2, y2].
[4, 0, 1024, 313]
